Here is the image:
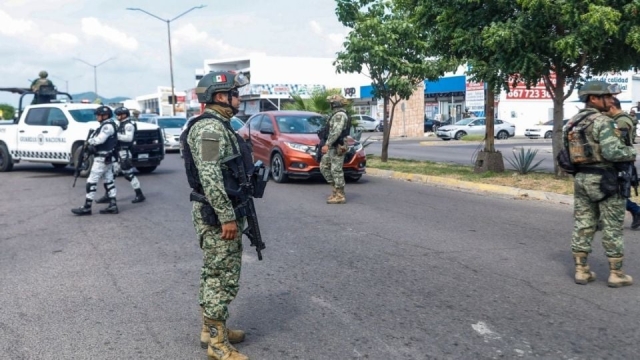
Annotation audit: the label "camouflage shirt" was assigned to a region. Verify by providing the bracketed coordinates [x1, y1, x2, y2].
[326, 109, 349, 146]
[187, 106, 239, 223]
[613, 112, 635, 146]
[564, 108, 636, 166]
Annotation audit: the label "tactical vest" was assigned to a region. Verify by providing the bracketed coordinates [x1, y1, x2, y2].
[117, 119, 137, 149]
[565, 111, 603, 165]
[181, 112, 255, 204]
[94, 120, 118, 154]
[612, 113, 634, 146]
[319, 109, 351, 147]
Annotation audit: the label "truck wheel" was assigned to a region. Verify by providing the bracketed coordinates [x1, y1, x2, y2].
[136, 166, 157, 174]
[52, 163, 68, 169]
[73, 146, 93, 178]
[0, 144, 14, 172]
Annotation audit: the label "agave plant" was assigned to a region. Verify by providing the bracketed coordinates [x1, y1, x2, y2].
[506, 148, 544, 174]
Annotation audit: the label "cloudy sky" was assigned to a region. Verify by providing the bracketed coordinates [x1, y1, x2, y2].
[0, 0, 348, 107]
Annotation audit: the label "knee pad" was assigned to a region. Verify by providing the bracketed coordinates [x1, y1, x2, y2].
[124, 173, 135, 182]
[86, 182, 97, 194]
[105, 181, 115, 191]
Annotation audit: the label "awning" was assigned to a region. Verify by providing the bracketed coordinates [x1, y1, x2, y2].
[424, 76, 466, 94]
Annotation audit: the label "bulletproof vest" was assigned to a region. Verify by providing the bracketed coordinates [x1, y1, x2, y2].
[94, 119, 118, 153]
[565, 110, 603, 165]
[32, 78, 51, 91]
[321, 109, 351, 147]
[181, 112, 255, 203]
[117, 119, 136, 149]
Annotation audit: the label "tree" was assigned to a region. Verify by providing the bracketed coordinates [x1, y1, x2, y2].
[402, 0, 640, 176]
[283, 88, 346, 115]
[334, 0, 455, 162]
[0, 103, 15, 120]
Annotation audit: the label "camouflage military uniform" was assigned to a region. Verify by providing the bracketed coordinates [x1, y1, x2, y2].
[567, 108, 636, 257]
[187, 105, 245, 321]
[320, 109, 349, 198]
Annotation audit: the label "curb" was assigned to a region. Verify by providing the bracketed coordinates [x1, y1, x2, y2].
[366, 168, 574, 206]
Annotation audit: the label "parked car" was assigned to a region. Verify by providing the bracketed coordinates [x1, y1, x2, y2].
[352, 114, 381, 132]
[525, 119, 569, 139]
[236, 110, 367, 183]
[424, 118, 442, 132]
[178, 116, 245, 157]
[436, 117, 515, 141]
[143, 116, 187, 152]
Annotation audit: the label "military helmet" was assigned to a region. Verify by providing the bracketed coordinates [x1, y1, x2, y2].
[39, 70, 48, 78]
[578, 81, 622, 102]
[327, 94, 349, 107]
[95, 105, 113, 118]
[196, 71, 249, 103]
[114, 106, 130, 117]
[131, 109, 141, 116]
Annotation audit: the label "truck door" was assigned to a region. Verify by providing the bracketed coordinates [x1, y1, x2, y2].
[18, 107, 69, 161]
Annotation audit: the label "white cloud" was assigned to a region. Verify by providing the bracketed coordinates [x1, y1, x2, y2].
[309, 20, 323, 35]
[0, 9, 35, 36]
[48, 33, 79, 45]
[81, 17, 138, 51]
[173, 23, 246, 57]
[327, 33, 346, 47]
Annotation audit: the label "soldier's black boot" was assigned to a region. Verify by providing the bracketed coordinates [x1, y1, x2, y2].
[71, 199, 92, 216]
[132, 188, 146, 204]
[95, 184, 110, 204]
[631, 211, 640, 230]
[99, 198, 119, 214]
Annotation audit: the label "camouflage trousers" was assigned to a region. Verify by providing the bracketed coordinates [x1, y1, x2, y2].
[571, 172, 625, 258]
[193, 206, 245, 321]
[320, 147, 346, 188]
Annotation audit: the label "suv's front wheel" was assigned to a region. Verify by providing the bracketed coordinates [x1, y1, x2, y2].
[270, 152, 289, 183]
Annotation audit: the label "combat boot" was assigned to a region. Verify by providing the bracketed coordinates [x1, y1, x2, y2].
[572, 252, 596, 285]
[200, 309, 245, 348]
[327, 187, 346, 204]
[607, 257, 633, 288]
[132, 188, 146, 203]
[632, 211, 640, 230]
[204, 318, 248, 360]
[99, 198, 119, 214]
[71, 199, 92, 216]
[326, 187, 338, 203]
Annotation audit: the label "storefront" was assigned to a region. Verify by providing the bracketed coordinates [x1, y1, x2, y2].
[424, 75, 467, 122]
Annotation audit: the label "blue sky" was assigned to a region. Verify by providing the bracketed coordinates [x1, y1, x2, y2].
[0, 0, 348, 107]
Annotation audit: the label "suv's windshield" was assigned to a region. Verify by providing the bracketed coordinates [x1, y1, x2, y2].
[275, 115, 326, 134]
[68, 109, 98, 123]
[157, 118, 187, 128]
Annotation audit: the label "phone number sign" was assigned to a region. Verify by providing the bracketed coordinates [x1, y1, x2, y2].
[506, 87, 552, 100]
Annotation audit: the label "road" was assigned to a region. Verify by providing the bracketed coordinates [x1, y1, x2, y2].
[2, 155, 640, 359]
[364, 136, 559, 172]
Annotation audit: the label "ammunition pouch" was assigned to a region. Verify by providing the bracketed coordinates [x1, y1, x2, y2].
[578, 167, 618, 200]
[556, 148, 577, 175]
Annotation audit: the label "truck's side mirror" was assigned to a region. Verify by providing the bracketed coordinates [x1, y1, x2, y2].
[52, 119, 68, 130]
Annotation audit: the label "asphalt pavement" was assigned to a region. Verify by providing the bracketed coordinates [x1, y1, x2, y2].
[2, 155, 640, 359]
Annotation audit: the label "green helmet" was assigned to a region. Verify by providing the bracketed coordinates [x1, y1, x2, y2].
[39, 70, 48, 78]
[196, 71, 249, 103]
[578, 81, 621, 102]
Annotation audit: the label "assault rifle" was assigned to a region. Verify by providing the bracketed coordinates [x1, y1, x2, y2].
[235, 160, 268, 260]
[72, 129, 95, 187]
[315, 125, 329, 163]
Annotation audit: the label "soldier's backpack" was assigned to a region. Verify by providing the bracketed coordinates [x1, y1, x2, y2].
[556, 113, 596, 175]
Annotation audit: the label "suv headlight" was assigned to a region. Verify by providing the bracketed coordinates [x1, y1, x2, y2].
[285, 142, 314, 154]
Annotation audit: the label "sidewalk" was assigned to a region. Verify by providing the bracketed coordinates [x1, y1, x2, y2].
[366, 167, 574, 206]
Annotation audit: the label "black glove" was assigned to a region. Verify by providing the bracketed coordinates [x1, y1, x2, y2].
[87, 145, 97, 154]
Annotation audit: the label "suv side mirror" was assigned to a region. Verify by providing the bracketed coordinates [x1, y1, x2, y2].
[52, 118, 68, 130]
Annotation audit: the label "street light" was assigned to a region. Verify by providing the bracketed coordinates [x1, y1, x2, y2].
[73, 57, 116, 99]
[127, 5, 206, 116]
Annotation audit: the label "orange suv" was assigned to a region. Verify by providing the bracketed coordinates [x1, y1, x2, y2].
[237, 111, 366, 183]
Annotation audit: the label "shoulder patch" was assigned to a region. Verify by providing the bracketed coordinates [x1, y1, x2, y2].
[201, 131, 221, 162]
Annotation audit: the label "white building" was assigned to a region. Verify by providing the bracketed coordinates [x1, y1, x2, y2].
[196, 54, 373, 118]
[135, 86, 187, 117]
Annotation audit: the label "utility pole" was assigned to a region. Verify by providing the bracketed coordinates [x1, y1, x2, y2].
[73, 57, 116, 100]
[127, 5, 206, 116]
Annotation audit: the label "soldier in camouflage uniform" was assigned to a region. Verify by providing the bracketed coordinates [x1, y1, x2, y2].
[320, 94, 350, 204]
[30, 70, 53, 92]
[566, 81, 636, 288]
[607, 97, 640, 230]
[131, 109, 141, 122]
[184, 71, 250, 360]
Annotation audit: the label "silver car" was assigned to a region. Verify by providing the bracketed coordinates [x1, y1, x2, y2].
[143, 116, 188, 151]
[436, 117, 515, 141]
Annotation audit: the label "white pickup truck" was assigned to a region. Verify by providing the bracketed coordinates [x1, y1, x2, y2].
[0, 102, 165, 173]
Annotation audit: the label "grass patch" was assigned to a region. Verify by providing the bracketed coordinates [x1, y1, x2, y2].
[367, 155, 575, 195]
[459, 135, 484, 142]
